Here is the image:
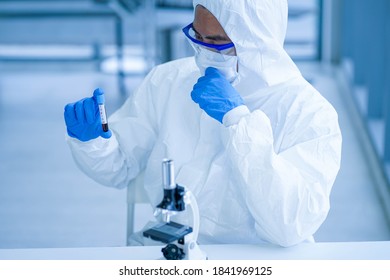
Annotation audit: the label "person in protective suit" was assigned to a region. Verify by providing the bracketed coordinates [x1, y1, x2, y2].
[64, 0, 342, 247]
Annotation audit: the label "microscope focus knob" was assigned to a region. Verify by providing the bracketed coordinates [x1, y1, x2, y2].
[162, 244, 185, 260]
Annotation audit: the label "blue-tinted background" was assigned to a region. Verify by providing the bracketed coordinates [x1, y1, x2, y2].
[0, 0, 389, 248]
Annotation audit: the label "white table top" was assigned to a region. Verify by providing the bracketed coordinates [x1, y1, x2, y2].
[0, 241, 389, 260]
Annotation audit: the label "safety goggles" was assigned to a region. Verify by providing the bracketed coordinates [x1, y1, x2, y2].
[182, 23, 236, 56]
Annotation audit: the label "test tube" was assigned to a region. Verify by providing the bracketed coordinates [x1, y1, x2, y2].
[95, 88, 109, 132]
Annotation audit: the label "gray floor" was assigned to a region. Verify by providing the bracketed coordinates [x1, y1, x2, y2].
[0, 60, 389, 249]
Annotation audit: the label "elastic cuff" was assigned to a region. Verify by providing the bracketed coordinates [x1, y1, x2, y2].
[222, 105, 250, 127]
[65, 133, 118, 152]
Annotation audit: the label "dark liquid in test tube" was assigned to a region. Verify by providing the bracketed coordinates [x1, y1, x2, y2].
[102, 123, 109, 132]
[98, 104, 109, 132]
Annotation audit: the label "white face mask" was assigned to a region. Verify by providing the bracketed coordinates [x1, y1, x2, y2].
[195, 47, 240, 85]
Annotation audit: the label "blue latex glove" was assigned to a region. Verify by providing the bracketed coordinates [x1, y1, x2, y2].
[191, 67, 244, 123]
[64, 88, 112, 141]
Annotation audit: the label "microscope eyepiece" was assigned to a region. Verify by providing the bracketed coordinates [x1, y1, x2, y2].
[162, 159, 176, 189]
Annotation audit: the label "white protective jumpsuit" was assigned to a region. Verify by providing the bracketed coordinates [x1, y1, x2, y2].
[67, 0, 342, 247]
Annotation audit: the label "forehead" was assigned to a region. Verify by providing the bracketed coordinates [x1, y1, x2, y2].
[195, 5, 215, 20]
[193, 5, 226, 34]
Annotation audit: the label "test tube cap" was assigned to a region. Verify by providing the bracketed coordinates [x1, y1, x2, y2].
[94, 88, 105, 104]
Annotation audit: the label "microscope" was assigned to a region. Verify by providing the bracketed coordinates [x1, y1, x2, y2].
[143, 159, 207, 260]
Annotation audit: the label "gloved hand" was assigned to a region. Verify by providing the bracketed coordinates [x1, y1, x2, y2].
[191, 67, 244, 123]
[64, 88, 112, 141]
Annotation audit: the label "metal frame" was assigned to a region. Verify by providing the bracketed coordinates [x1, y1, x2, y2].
[0, 1, 126, 96]
[340, 0, 390, 183]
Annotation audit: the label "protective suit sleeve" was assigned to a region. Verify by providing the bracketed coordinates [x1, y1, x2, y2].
[225, 99, 342, 247]
[66, 134, 138, 188]
[222, 105, 250, 127]
[66, 69, 158, 189]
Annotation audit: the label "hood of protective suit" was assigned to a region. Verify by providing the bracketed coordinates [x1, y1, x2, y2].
[193, 0, 301, 92]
